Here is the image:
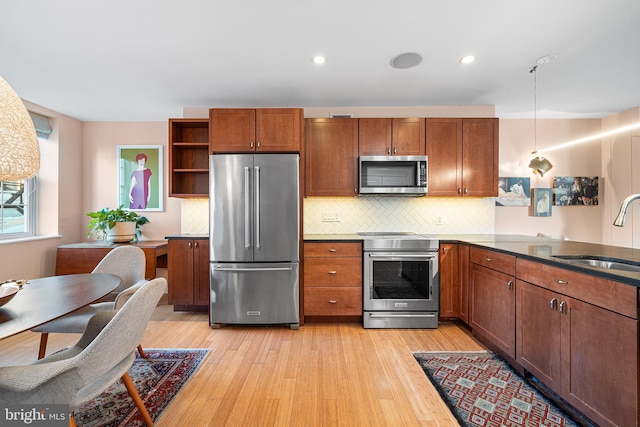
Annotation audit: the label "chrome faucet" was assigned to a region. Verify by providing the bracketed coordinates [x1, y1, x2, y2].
[613, 194, 640, 226]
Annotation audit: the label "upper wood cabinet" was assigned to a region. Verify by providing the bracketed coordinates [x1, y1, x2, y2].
[426, 118, 498, 197]
[210, 108, 303, 153]
[168, 118, 210, 198]
[305, 118, 359, 196]
[358, 118, 425, 156]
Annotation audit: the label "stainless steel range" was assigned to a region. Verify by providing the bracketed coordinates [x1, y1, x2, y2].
[359, 232, 439, 329]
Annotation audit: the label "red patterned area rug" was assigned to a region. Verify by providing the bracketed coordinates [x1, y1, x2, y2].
[74, 348, 208, 427]
[414, 351, 579, 427]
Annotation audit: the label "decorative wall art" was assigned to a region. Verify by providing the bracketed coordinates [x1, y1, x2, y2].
[531, 188, 552, 217]
[552, 176, 599, 206]
[117, 145, 164, 211]
[496, 177, 531, 206]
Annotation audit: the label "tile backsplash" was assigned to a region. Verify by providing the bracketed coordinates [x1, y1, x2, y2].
[303, 197, 495, 234]
[182, 196, 495, 235]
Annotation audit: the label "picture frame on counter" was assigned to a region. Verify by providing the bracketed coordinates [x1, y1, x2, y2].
[531, 188, 552, 217]
[117, 145, 164, 212]
[496, 177, 530, 206]
[552, 176, 599, 206]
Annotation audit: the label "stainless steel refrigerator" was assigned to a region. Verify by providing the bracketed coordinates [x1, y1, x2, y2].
[209, 154, 300, 329]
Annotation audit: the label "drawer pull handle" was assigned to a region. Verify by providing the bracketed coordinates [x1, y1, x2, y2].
[550, 297, 558, 310]
[328, 271, 337, 275]
[328, 300, 337, 304]
[555, 279, 568, 284]
[507, 280, 513, 290]
[328, 248, 337, 252]
[485, 257, 493, 262]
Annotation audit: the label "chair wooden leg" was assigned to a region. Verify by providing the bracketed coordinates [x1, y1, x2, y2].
[38, 333, 49, 360]
[137, 344, 148, 358]
[121, 372, 153, 427]
[69, 412, 77, 427]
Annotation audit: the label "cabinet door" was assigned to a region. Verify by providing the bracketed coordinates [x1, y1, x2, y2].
[210, 109, 256, 153]
[358, 118, 392, 156]
[168, 239, 194, 305]
[392, 118, 425, 155]
[425, 118, 462, 196]
[516, 280, 562, 393]
[562, 297, 638, 427]
[256, 108, 302, 152]
[470, 263, 515, 357]
[438, 243, 459, 318]
[305, 118, 359, 196]
[194, 240, 210, 306]
[462, 118, 498, 196]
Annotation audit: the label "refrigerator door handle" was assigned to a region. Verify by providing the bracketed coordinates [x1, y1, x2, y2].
[214, 266, 293, 272]
[244, 166, 251, 248]
[254, 166, 261, 249]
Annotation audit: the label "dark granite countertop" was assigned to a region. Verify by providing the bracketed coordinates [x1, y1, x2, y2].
[165, 234, 209, 240]
[304, 233, 640, 287]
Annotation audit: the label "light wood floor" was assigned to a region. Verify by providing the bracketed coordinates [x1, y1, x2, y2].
[0, 297, 485, 426]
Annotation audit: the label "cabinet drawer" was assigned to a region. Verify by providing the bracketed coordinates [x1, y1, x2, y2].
[304, 287, 362, 315]
[304, 242, 362, 258]
[516, 258, 637, 318]
[304, 258, 362, 287]
[470, 247, 515, 276]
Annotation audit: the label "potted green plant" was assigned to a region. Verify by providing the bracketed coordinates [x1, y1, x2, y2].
[87, 206, 150, 243]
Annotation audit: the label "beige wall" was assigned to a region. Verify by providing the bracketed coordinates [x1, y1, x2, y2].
[495, 118, 603, 242]
[80, 122, 182, 241]
[601, 107, 640, 247]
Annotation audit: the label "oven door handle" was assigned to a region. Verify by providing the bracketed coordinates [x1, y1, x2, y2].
[368, 313, 437, 318]
[367, 254, 436, 259]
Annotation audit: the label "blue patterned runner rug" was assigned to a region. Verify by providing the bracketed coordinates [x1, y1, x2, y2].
[414, 351, 580, 427]
[75, 348, 208, 427]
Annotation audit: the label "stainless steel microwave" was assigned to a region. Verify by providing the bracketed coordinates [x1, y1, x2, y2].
[359, 155, 428, 196]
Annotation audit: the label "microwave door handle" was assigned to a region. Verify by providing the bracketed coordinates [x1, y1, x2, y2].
[416, 162, 420, 186]
[254, 166, 261, 249]
[244, 166, 251, 249]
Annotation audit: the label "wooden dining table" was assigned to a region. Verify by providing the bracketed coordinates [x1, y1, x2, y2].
[0, 273, 121, 341]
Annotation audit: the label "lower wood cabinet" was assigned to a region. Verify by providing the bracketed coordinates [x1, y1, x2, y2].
[469, 247, 516, 358]
[303, 242, 362, 319]
[516, 258, 638, 427]
[167, 238, 209, 311]
[439, 243, 460, 319]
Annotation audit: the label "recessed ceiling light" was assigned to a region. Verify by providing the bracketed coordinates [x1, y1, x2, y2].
[390, 52, 422, 69]
[536, 54, 558, 64]
[312, 56, 326, 64]
[459, 55, 476, 64]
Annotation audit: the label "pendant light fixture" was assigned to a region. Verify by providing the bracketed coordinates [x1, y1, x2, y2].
[528, 65, 553, 177]
[0, 76, 40, 181]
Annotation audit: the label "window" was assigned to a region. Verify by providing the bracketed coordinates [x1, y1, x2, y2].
[0, 177, 37, 239]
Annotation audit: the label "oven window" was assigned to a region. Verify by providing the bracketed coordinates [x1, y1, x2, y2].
[371, 260, 430, 299]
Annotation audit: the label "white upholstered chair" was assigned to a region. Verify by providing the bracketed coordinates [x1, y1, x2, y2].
[0, 277, 166, 427]
[32, 245, 147, 359]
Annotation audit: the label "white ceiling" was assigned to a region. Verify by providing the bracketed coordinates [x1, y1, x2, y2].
[2, 0, 639, 122]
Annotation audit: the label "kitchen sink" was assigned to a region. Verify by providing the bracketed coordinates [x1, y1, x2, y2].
[551, 255, 640, 273]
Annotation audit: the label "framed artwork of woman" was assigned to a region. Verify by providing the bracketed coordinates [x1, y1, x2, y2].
[117, 145, 163, 211]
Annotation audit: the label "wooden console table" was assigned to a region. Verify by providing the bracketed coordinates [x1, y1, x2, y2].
[55, 240, 168, 279]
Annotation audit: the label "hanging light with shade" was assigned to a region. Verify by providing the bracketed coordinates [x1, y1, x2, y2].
[528, 65, 553, 177]
[0, 76, 40, 181]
